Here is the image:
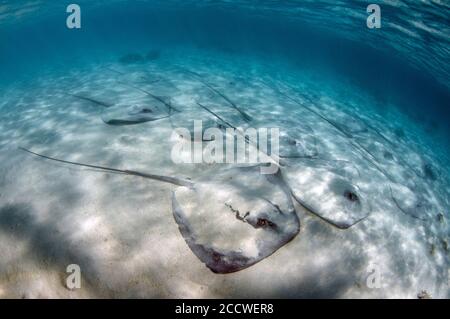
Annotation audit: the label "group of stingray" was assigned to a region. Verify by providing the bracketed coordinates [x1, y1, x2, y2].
[20, 65, 441, 274]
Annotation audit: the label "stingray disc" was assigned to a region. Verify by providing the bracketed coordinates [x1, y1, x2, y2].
[102, 103, 169, 125]
[283, 165, 370, 229]
[172, 167, 300, 273]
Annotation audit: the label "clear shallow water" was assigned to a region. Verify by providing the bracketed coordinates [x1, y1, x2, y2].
[1, 0, 449, 143]
[0, 1, 449, 298]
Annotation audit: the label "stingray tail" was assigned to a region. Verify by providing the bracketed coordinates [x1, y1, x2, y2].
[19, 147, 193, 188]
[117, 81, 181, 114]
[180, 67, 252, 122]
[197, 102, 280, 169]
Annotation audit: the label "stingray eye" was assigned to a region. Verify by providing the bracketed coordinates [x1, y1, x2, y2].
[344, 190, 359, 202]
[257, 219, 267, 227]
[212, 252, 221, 262]
[287, 138, 297, 146]
[256, 218, 275, 228]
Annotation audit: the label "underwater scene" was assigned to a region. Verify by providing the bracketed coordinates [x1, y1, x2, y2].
[0, 1, 449, 299]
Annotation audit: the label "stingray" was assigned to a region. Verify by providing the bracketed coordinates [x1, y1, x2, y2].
[196, 102, 281, 168]
[71, 88, 172, 126]
[267, 82, 410, 185]
[170, 114, 225, 142]
[197, 101, 369, 229]
[278, 131, 318, 159]
[352, 135, 437, 220]
[389, 184, 433, 222]
[19, 148, 300, 274]
[180, 68, 252, 122]
[280, 159, 370, 229]
[196, 102, 238, 129]
[101, 104, 171, 126]
[172, 167, 299, 273]
[259, 118, 319, 159]
[347, 117, 432, 182]
[118, 81, 180, 114]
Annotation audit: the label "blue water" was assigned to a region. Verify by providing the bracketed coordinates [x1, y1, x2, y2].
[0, 1, 449, 298]
[1, 1, 449, 144]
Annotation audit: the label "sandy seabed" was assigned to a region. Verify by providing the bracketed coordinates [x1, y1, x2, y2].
[0, 49, 448, 298]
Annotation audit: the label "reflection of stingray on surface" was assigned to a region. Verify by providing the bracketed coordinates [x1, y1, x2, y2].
[19, 148, 300, 274]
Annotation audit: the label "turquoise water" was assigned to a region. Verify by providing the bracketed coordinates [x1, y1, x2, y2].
[1, 1, 449, 140]
[0, 1, 449, 298]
